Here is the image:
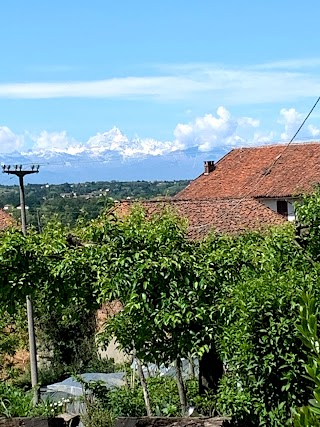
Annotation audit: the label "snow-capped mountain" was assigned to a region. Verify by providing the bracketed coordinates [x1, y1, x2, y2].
[0, 127, 225, 184]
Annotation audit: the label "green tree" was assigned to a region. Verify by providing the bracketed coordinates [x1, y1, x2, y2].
[294, 292, 320, 426]
[0, 221, 102, 381]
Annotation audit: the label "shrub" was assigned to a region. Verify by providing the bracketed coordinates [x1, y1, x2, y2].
[81, 397, 114, 427]
[81, 375, 209, 417]
[0, 382, 65, 418]
[214, 227, 315, 426]
[294, 292, 320, 426]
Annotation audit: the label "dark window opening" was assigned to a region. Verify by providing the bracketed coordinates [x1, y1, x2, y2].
[277, 200, 288, 217]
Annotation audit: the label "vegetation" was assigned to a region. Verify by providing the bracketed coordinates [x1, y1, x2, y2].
[0, 382, 64, 418]
[294, 292, 320, 426]
[0, 179, 190, 228]
[2, 188, 320, 424]
[81, 376, 207, 418]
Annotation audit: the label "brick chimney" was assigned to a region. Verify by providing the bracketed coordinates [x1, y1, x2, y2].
[204, 161, 215, 175]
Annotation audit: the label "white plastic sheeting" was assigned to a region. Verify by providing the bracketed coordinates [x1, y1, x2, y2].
[46, 372, 125, 396]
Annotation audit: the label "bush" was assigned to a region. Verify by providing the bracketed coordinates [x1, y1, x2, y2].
[0, 382, 33, 418]
[0, 382, 62, 418]
[214, 227, 315, 426]
[294, 292, 320, 426]
[82, 375, 210, 417]
[36, 304, 98, 376]
[81, 397, 114, 427]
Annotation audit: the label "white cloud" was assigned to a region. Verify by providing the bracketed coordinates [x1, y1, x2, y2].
[0, 126, 23, 152]
[238, 117, 260, 128]
[251, 131, 276, 145]
[0, 76, 208, 101]
[252, 58, 320, 70]
[2, 105, 320, 159]
[279, 108, 303, 141]
[279, 108, 320, 141]
[1, 59, 320, 105]
[31, 130, 81, 153]
[173, 106, 260, 152]
[307, 124, 320, 137]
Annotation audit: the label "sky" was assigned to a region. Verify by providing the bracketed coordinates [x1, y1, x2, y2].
[1, 0, 320, 183]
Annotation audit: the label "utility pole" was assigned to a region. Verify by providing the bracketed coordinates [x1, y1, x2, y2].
[2, 164, 40, 405]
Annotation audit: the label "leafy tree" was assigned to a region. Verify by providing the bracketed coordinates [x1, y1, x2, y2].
[0, 221, 102, 381]
[82, 206, 242, 412]
[214, 225, 320, 426]
[294, 291, 320, 426]
[82, 207, 201, 412]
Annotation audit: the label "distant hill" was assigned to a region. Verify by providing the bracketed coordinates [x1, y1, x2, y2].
[0, 179, 190, 229]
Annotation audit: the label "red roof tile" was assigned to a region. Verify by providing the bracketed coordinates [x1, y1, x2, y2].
[114, 199, 286, 239]
[176, 143, 320, 199]
[0, 209, 15, 231]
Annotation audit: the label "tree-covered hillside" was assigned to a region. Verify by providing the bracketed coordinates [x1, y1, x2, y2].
[0, 180, 190, 228]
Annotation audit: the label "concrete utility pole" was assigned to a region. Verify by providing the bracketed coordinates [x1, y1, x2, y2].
[2, 164, 40, 405]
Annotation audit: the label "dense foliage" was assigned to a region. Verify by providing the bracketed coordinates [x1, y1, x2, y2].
[83, 207, 210, 363]
[81, 376, 208, 418]
[0, 382, 63, 418]
[294, 292, 320, 426]
[77, 204, 319, 425]
[2, 189, 320, 423]
[0, 220, 104, 388]
[214, 228, 316, 426]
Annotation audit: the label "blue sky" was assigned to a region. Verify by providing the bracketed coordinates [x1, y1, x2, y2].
[1, 0, 320, 182]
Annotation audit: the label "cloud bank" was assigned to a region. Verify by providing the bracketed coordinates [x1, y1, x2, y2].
[1, 106, 320, 160]
[1, 58, 320, 104]
[0, 126, 23, 153]
[173, 107, 261, 152]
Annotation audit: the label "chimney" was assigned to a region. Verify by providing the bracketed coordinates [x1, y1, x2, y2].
[204, 160, 215, 175]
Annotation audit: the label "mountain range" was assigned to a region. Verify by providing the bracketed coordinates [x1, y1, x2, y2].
[0, 128, 227, 184]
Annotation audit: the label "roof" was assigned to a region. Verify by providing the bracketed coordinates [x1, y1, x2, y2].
[176, 143, 320, 199]
[114, 199, 286, 239]
[0, 209, 15, 231]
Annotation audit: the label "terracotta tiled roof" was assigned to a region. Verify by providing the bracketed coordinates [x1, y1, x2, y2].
[0, 209, 15, 230]
[114, 199, 286, 239]
[176, 143, 320, 199]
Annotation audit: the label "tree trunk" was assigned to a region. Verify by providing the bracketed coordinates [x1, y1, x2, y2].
[199, 346, 223, 395]
[175, 357, 187, 415]
[136, 357, 152, 416]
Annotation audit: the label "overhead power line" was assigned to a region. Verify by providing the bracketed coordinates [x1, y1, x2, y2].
[289, 97, 320, 144]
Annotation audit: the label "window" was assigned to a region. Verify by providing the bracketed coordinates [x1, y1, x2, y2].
[277, 200, 288, 217]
